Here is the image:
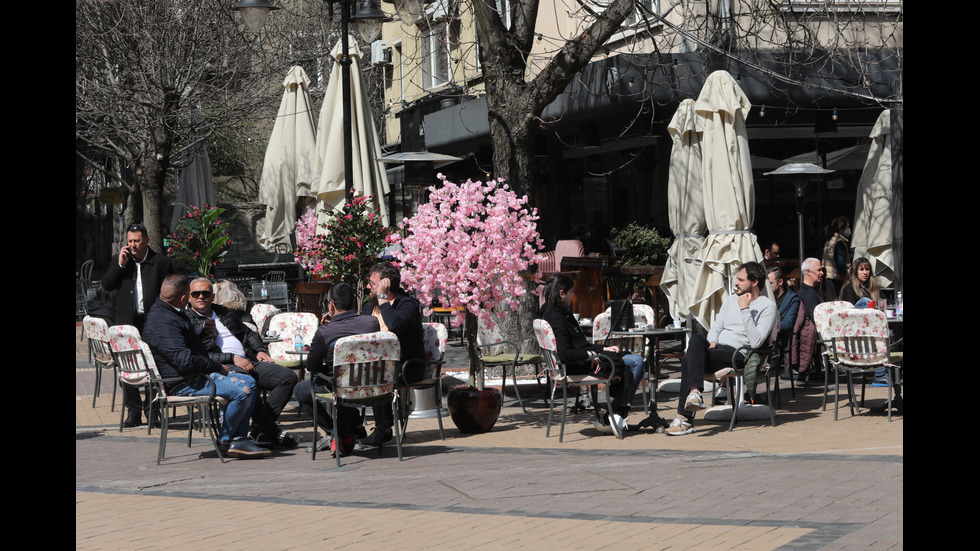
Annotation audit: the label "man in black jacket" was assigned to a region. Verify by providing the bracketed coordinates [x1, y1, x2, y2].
[101, 223, 175, 427]
[141, 274, 269, 458]
[358, 262, 425, 449]
[186, 278, 301, 449]
[293, 282, 380, 455]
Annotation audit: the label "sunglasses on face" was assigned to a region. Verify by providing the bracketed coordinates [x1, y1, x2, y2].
[190, 290, 213, 299]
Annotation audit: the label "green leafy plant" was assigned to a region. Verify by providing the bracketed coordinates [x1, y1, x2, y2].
[611, 222, 670, 266]
[294, 194, 393, 303]
[167, 204, 239, 278]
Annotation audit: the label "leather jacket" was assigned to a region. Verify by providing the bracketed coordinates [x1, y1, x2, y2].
[186, 303, 268, 364]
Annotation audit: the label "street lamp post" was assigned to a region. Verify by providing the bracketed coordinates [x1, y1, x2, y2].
[233, 0, 387, 206]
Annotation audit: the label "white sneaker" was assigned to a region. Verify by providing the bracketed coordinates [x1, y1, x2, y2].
[684, 390, 706, 412]
[608, 413, 625, 440]
[593, 417, 614, 435]
[665, 417, 695, 436]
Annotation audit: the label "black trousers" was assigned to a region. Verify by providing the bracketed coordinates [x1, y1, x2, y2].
[228, 361, 297, 435]
[677, 333, 738, 418]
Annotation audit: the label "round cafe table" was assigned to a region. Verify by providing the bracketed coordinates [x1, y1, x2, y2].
[609, 326, 691, 413]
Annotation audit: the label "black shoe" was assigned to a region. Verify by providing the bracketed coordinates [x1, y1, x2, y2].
[356, 428, 393, 449]
[226, 438, 272, 459]
[276, 431, 302, 449]
[123, 409, 143, 428]
[249, 431, 276, 449]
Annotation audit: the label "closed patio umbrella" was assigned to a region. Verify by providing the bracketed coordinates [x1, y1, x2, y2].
[689, 70, 765, 330]
[311, 36, 390, 227]
[660, 99, 706, 322]
[257, 66, 317, 251]
[852, 110, 895, 287]
[171, 109, 214, 230]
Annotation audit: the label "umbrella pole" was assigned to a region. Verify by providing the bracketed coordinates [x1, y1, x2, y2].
[794, 179, 807, 269]
[340, 11, 355, 206]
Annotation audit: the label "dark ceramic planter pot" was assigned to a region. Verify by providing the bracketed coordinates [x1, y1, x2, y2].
[447, 385, 502, 433]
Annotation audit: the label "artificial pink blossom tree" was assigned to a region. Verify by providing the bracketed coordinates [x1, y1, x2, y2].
[393, 174, 546, 390]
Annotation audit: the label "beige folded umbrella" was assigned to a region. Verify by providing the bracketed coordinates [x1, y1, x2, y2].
[257, 66, 317, 251]
[660, 98, 706, 322]
[852, 110, 895, 287]
[689, 71, 765, 330]
[311, 36, 390, 228]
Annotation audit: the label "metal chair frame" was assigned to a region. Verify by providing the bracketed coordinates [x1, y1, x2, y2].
[108, 326, 226, 465]
[705, 343, 778, 431]
[311, 331, 404, 467]
[83, 316, 118, 410]
[826, 309, 900, 421]
[476, 318, 542, 414]
[533, 319, 621, 443]
[396, 322, 448, 442]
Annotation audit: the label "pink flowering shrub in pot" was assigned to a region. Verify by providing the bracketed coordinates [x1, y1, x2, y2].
[392, 174, 545, 432]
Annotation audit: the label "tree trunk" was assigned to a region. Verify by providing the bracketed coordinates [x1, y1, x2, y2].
[465, 310, 484, 390]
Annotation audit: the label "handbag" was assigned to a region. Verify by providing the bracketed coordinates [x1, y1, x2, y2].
[608, 299, 634, 332]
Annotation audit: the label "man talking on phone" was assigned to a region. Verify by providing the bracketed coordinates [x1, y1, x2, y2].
[665, 261, 777, 436]
[101, 223, 175, 427]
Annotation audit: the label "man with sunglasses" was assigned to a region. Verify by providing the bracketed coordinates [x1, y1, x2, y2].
[186, 278, 301, 450]
[142, 274, 270, 458]
[101, 223, 175, 427]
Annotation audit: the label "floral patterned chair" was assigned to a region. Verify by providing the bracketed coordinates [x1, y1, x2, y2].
[477, 316, 542, 414]
[266, 312, 320, 370]
[249, 303, 281, 336]
[397, 322, 449, 441]
[827, 308, 900, 421]
[108, 325, 226, 465]
[311, 331, 403, 467]
[83, 316, 117, 410]
[812, 301, 853, 410]
[533, 319, 620, 443]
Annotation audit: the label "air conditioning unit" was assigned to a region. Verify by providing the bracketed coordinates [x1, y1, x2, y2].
[371, 40, 392, 66]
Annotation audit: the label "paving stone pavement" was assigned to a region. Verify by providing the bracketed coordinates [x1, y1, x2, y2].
[76, 324, 902, 550]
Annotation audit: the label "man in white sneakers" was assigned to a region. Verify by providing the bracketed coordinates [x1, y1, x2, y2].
[667, 261, 777, 435]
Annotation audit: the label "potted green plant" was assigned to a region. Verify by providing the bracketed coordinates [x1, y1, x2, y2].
[167, 204, 238, 279]
[392, 174, 545, 433]
[607, 222, 671, 301]
[293, 193, 393, 305]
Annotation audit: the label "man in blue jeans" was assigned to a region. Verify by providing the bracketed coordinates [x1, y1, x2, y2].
[141, 274, 269, 458]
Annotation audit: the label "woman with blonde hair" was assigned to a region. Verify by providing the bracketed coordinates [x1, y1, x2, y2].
[213, 279, 247, 311]
[839, 257, 882, 306]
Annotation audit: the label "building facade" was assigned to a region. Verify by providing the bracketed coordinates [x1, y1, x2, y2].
[375, 0, 902, 257]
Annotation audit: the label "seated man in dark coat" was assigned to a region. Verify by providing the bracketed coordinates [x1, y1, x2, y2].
[293, 282, 380, 455]
[141, 274, 269, 458]
[358, 262, 425, 449]
[186, 277, 301, 449]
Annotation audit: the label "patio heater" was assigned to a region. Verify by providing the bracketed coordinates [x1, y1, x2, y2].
[763, 163, 835, 272]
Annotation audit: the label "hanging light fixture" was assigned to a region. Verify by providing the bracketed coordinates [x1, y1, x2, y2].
[383, 0, 427, 25]
[232, 0, 280, 34]
[352, 0, 388, 42]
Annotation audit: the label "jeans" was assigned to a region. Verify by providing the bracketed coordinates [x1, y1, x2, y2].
[622, 354, 644, 410]
[173, 372, 257, 443]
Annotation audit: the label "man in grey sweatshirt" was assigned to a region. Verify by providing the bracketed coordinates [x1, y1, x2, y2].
[666, 261, 777, 435]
